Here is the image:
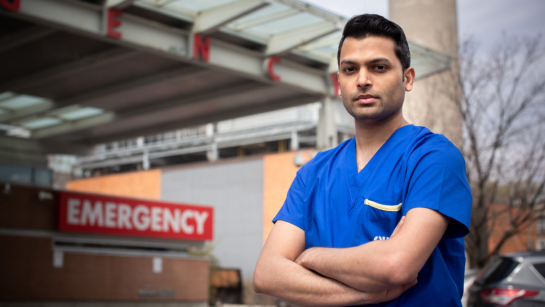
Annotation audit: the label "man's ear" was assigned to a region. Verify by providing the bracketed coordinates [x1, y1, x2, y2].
[404, 67, 415, 92]
[337, 72, 341, 96]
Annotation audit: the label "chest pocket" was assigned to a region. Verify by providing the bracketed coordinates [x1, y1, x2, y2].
[359, 198, 402, 242]
[364, 199, 402, 212]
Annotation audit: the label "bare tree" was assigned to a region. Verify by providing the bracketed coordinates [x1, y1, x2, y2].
[441, 34, 545, 268]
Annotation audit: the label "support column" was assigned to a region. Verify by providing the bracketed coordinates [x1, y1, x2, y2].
[317, 96, 337, 150]
[290, 130, 299, 151]
[142, 149, 149, 170]
[206, 123, 218, 161]
[207, 143, 218, 162]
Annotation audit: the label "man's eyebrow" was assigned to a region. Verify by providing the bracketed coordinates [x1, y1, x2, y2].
[340, 58, 392, 66]
[366, 57, 391, 64]
[340, 59, 358, 66]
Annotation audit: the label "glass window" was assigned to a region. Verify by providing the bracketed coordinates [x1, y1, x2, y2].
[0, 164, 32, 184]
[21, 117, 62, 130]
[475, 257, 520, 285]
[58, 107, 104, 121]
[34, 168, 52, 186]
[0, 164, 51, 187]
[533, 263, 545, 279]
[536, 238, 545, 251]
[536, 218, 545, 234]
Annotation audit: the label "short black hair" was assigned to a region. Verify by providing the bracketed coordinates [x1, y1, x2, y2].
[337, 14, 411, 71]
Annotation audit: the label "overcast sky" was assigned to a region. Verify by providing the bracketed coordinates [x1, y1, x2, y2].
[301, 0, 545, 51]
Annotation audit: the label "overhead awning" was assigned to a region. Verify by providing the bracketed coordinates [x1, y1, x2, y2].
[0, 0, 451, 157]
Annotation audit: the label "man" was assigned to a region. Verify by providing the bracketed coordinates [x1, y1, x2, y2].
[253, 14, 472, 306]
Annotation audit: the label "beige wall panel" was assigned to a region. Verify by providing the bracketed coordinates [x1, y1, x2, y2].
[66, 170, 161, 200]
[262, 151, 313, 243]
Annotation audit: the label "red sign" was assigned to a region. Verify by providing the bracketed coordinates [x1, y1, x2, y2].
[58, 191, 213, 241]
[267, 56, 281, 81]
[193, 33, 210, 62]
[107, 9, 123, 39]
[0, 0, 20, 11]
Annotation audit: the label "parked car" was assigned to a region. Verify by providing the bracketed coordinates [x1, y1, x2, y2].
[467, 251, 545, 306]
[463, 268, 481, 307]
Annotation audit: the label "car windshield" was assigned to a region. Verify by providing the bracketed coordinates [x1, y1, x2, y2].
[474, 256, 520, 285]
[533, 262, 545, 279]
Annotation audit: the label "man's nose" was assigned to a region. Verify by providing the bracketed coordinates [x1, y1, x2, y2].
[357, 69, 372, 88]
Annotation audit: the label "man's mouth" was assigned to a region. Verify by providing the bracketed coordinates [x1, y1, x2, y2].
[355, 94, 378, 104]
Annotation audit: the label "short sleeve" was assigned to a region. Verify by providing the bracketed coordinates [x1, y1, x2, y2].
[402, 139, 472, 238]
[272, 167, 307, 230]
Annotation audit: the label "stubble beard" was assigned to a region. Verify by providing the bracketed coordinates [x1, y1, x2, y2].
[342, 93, 403, 124]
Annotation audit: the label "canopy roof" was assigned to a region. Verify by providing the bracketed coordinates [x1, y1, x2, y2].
[0, 0, 450, 160]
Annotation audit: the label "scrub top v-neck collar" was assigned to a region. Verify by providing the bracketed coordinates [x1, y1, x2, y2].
[343, 124, 418, 203]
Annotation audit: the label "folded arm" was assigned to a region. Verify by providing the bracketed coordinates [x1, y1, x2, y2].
[253, 221, 412, 306]
[295, 207, 450, 292]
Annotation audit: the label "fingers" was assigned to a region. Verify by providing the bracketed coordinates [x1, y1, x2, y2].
[391, 216, 405, 237]
[378, 277, 417, 303]
[402, 278, 418, 291]
[359, 290, 389, 305]
[379, 286, 404, 302]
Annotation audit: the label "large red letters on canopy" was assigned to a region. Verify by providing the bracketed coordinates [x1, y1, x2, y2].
[193, 33, 210, 62]
[0, 0, 20, 11]
[107, 9, 123, 39]
[58, 191, 214, 241]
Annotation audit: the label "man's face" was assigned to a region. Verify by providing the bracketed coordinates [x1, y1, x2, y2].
[338, 36, 413, 123]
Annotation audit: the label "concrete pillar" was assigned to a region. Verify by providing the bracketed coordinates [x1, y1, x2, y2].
[290, 130, 299, 151]
[207, 143, 218, 162]
[317, 96, 338, 150]
[390, 0, 463, 149]
[142, 150, 150, 170]
[205, 123, 214, 137]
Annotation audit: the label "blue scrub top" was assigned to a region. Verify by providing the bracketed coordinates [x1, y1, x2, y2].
[274, 125, 472, 306]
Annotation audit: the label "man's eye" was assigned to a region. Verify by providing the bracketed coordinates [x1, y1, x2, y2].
[375, 65, 387, 70]
[343, 67, 355, 72]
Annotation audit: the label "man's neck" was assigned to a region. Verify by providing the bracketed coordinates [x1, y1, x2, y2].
[354, 113, 409, 172]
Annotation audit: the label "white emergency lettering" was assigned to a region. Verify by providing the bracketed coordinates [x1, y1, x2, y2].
[151, 207, 162, 232]
[117, 203, 132, 229]
[81, 200, 103, 227]
[180, 210, 194, 234]
[163, 209, 180, 233]
[133, 205, 150, 231]
[194, 211, 209, 235]
[67, 198, 80, 225]
[66, 198, 208, 235]
[104, 202, 116, 228]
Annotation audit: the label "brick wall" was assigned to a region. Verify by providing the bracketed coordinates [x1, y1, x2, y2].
[488, 203, 545, 254]
[0, 235, 208, 301]
[0, 183, 209, 302]
[0, 184, 57, 230]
